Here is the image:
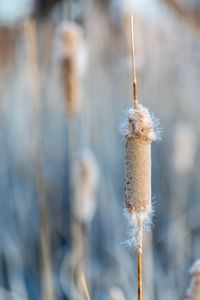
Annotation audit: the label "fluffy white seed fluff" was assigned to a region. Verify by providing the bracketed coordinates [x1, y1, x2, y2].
[72, 150, 99, 224]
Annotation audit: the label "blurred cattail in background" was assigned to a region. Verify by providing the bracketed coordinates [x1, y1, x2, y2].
[60, 149, 99, 299]
[169, 122, 197, 284]
[185, 260, 200, 300]
[54, 21, 87, 116]
[173, 122, 196, 175]
[71, 149, 99, 295]
[72, 149, 99, 224]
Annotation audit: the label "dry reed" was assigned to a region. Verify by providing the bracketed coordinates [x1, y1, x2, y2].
[24, 18, 54, 300]
[81, 273, 92, 300]
[0, 26, 15, 73]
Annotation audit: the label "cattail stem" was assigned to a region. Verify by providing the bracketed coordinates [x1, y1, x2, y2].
[137, 216, 143, 300]
[24, 18, 54, 300]
[130, 16, 139, 110]
[133, 80, 139, 109]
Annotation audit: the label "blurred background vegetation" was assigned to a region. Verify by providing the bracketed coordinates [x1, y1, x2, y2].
[0, 0, 200, 299]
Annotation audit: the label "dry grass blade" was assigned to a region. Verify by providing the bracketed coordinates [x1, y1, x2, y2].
[81, 273, 92, 300]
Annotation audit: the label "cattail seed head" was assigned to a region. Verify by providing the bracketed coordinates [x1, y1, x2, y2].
[72, 150, 99, 224]
[121, 104, 158, 223]
[54, 22, 87, 115]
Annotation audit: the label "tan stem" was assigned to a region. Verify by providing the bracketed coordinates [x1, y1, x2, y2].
[24, 19, 54, 300]
[137, 216, 143, 300]
[133, 80, 139, 109]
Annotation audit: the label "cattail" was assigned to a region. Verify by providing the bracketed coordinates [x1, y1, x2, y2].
[72, 149, 99, 224]
[121, 16, 158, 300]
[173, 122, 196, 175]
[170, 122, 196, 276]
[122, 105, 156, 220]
[69, 150, 99, 299]
[54, 21, 87, 115]
[121, 103, 157, 300]
[185, 260, 200, 300]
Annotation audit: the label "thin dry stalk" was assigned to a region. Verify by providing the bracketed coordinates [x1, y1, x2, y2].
[81, 273, 92, 300]
[137, 216, 143, 300]
[123, 10, 144, 76]
[24, 20, 40, 116]
[0, 26, 15, 73]
[24, 19, 54, 300]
